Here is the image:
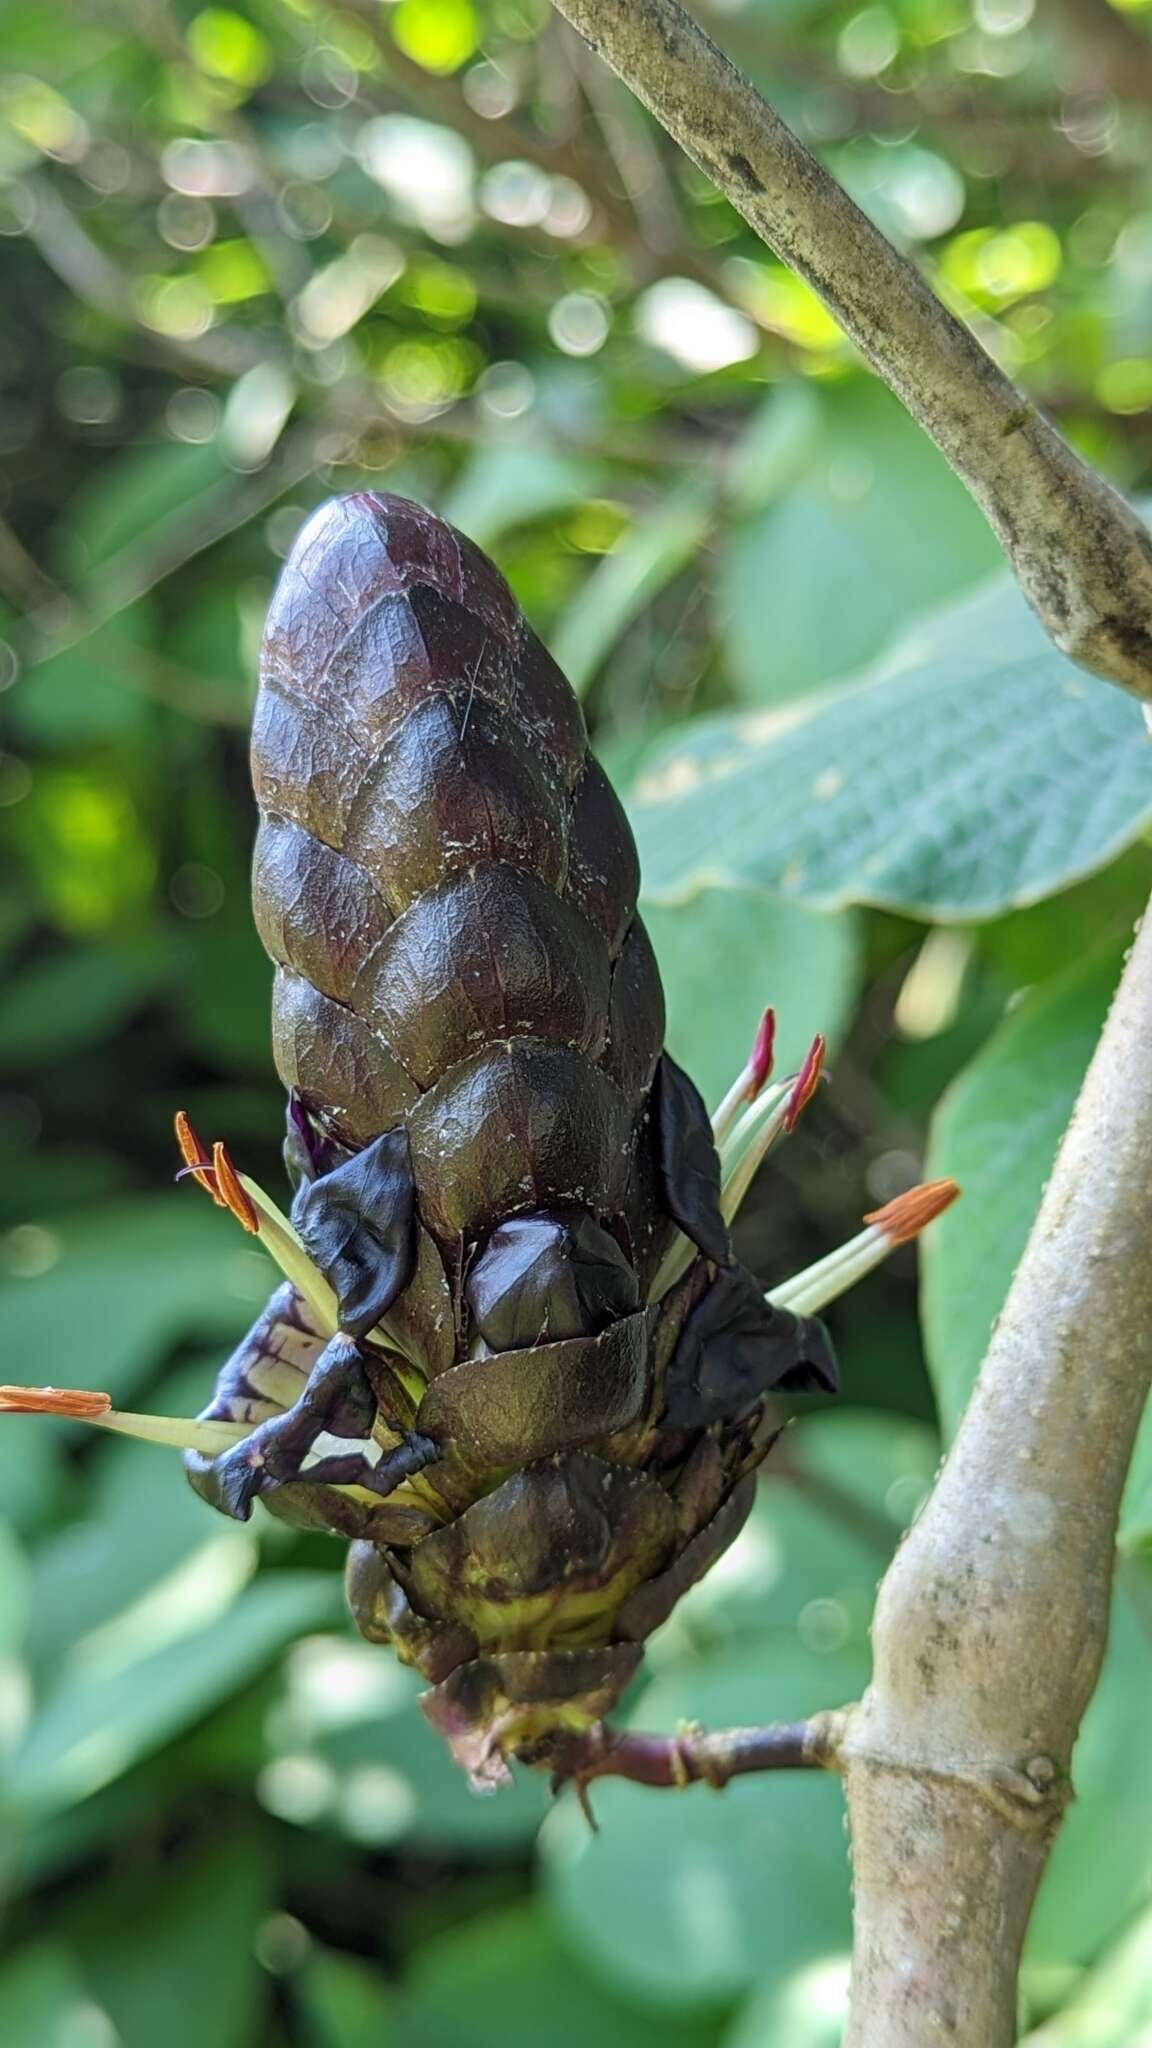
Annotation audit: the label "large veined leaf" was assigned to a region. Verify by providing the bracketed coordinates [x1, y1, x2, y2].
[922, 939, 1152, 1547]
[630, 576, 1152, 920]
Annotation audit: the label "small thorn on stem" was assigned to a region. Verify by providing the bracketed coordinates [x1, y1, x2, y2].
[783, 1034, 826, 1133]
[865, 1177, 960, 1245]
[0, 1384, 112, 1418]
[212, 1142, 260, 1234]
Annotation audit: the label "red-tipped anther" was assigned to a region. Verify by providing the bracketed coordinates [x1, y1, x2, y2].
[783, 1034, 826, 1133]
[0, 1384, 112, 1418]
[745, 1008, 776, 1101]
[174, 1110, 225, 1205]
[211, 1142, 260, 1235]
[864, 1178, 960, 1245]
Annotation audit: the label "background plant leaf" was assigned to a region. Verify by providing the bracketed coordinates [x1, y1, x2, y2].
[717, 380, 1002, 704]
[645, 889, 859, 1112]
[630, 579, 1152, 920]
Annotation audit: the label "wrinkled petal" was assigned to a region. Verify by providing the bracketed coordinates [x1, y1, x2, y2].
[292, 1126, 417, 1338]
[662, 1263, 838, 1430]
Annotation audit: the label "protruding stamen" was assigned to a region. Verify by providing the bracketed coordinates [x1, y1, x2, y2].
[864, 1178, 959, 1244]
[174, 1110, 225, 1204]
[212, 1142, 260, 1235]
[749, 1008, 776, 1097]
[0, 1384, 112, 1418]
[0, 1384, 248, 1453]
[174, 1116, 338, 1331]
[770, 1177, 961, 1316]
[712, 1007, 777, 1143]
[783, 1034, 825, 1134]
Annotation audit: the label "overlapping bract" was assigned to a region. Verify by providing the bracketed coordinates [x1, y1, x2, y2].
[186, 493, 835, 1782]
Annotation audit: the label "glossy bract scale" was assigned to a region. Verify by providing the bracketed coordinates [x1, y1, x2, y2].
[185, 493, 835, 1785]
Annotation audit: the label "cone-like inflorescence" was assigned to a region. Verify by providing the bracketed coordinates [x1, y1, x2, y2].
[0, 496, 958, 1790]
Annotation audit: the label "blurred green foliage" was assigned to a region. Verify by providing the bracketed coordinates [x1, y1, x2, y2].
[1, 0, 1152, 2040]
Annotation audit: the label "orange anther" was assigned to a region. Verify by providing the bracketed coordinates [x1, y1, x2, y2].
[174, 1110, 225, 1205]
[864, 1178, 960, 1245]
[211, 1142, 260, 1235]
[783, 1034, 826, 1134]
[745, 1007, 776, 1101]
[0, 1384, 112, 1418]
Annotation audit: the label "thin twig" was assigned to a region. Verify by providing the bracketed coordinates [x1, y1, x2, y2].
[544, 1710, 846, 1792]
[549, 0, 1152, 701]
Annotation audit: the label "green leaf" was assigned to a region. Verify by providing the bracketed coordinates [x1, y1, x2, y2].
[655, 1409, 937, 1670]
[8, 1570, 341, 1815]
[443, 440, 598, 550]
[174, 921, 275, 1075]
[550, 481, 716, 697]
[725, 1956, 850, 2048]
[1021, 1899, 1152, 2044]
[644, 889, 859, 1114]
[262, 1632, 548, 1854]
[403, 1903, 725, 2048]
[544, 1642, 862, 2010]
[14, 1186, 271, 1349]
[297, 1949, 400, 2048]
[56, 439, 229, 586]
[65, 1832, 273, 2048]
[717, 380, 1001, 705]
[0, 1944, 105, 2045]
[0, 946, 156, 1067]
[22, 1363, 255, 1677]
[0, 1196, 276, 1404]
[921, 944, 1128, 1440]
[722, 381, 824, 518]
[1027, 1576, 1152, 1969]
[13, 604, 156, 743]
[630, 577, 1152, 920]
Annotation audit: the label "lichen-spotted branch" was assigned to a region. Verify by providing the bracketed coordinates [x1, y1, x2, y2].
[549, 0, 1152, 703]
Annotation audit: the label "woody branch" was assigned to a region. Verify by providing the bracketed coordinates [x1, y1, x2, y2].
[549, 0, 1152, 702]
